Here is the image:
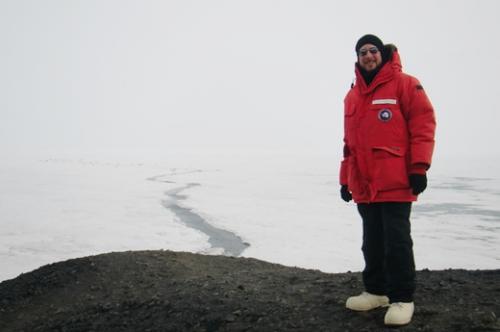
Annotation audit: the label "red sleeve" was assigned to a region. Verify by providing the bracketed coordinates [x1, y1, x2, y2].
[339, 94, 352, 185]
[403, 76, 436, 170]
[340, 147, 349, 185]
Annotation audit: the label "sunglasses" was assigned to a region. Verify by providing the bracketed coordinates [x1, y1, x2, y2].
[358, 47, 379, 56]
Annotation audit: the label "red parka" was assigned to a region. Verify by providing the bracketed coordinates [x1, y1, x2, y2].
[340, 48, 436, 203]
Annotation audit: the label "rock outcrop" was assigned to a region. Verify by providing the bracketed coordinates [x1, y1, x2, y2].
[1, 250, 499, 331]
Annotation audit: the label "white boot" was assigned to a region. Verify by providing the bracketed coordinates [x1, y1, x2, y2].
[384, 302, 414, 326]
[345, 292, 389, 311]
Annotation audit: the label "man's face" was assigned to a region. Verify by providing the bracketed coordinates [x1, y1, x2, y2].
[357, 43, 382, 72]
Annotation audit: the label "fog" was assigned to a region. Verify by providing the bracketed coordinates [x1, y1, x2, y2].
[2, 0, 500, 281]
[2, 0, 499, 163]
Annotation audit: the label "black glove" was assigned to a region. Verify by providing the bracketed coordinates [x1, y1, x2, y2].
[340, 185, 352, 202]
[409, 173, 427, 195]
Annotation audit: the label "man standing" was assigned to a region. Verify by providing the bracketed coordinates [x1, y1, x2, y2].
[340, 34, 436, 326]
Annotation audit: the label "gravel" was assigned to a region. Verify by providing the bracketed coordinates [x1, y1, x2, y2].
[0, 250, 499, 331]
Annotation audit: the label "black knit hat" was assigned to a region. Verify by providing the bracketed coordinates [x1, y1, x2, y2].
[355, 34, 384, 54]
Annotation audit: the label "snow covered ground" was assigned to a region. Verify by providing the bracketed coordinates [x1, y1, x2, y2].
[1, 152, 499, 282]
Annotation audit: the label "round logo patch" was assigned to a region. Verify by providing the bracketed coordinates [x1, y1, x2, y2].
[378, 109, 392, 122]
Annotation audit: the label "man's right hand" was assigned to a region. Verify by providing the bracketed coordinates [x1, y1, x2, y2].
[340, 185, 352, 202]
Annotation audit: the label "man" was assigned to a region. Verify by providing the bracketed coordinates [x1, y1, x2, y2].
[339, 34, 436, 326]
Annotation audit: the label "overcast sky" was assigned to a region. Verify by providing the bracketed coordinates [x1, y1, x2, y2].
[2, 0, 499, 161]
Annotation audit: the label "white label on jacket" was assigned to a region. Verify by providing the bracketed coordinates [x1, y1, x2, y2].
[372, 99, 397, 105]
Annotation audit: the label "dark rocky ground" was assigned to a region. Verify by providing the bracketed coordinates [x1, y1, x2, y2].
[0, 250, 499, 332]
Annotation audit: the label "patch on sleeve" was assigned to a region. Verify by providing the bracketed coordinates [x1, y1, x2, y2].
[416, 84, 424, 90]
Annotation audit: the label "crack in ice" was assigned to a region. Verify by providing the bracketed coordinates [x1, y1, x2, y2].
[149, 175, 249, 256]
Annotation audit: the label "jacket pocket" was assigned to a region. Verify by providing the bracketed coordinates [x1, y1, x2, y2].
[371, 146, 409, 191]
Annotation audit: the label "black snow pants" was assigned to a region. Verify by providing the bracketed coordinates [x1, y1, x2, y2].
[357, 202, 416, 303]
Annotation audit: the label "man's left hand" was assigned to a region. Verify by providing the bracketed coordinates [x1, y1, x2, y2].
[409, 173, 427, 195]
